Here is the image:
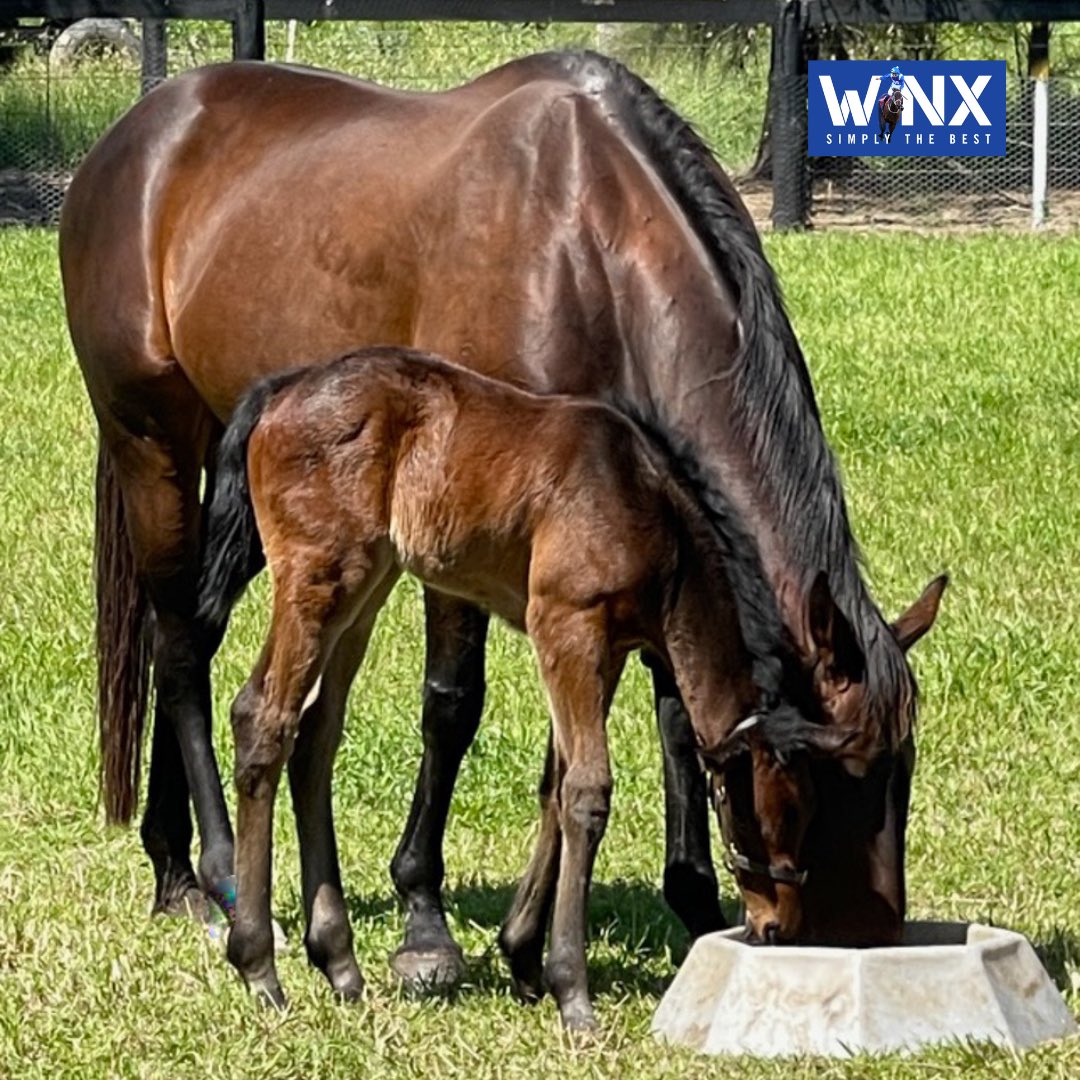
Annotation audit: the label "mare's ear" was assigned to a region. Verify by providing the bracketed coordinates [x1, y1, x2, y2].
[807, 571, 865, 687]
[892, 574, 948, 653]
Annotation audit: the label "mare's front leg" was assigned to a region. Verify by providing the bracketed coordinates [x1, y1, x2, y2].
[645, 656, 726, 938]
[389, 589, 489, 990]
[529, 602, 622, 1031]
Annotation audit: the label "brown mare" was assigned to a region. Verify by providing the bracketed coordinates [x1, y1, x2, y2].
[197, 346, 866, 1027]
[59, 53, 945, 984]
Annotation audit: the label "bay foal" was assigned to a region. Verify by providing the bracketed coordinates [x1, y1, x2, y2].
[198, 347, 861, 1029]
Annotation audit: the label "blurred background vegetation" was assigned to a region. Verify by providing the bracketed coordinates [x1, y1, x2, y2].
[2, 17, 1080, 178]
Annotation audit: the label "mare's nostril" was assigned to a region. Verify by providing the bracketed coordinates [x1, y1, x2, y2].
[763, 922, 780, 945]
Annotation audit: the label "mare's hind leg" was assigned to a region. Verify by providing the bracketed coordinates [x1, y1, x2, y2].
[288, 569, 400, 1000]
[105, 408, 235, 918]
[389, 589, 489, 990]
[498, 734, 561, 1002]
[646, 656, 726, 939]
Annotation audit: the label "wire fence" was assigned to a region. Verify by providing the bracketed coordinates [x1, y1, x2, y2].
[811, 76, 1080, 230]
[1, 18, 1078, 232]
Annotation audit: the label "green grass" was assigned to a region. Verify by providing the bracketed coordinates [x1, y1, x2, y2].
[1, 226, 1079, 1078]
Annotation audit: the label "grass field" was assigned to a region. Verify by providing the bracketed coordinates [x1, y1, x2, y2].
[1, 226, 1079, 1079]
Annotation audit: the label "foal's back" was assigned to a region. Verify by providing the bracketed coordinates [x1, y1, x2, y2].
[250, 348, 676, 632]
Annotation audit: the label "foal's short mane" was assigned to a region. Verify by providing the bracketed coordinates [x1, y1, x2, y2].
[627, 414, 805, 715]
[547, 50, 914, 744]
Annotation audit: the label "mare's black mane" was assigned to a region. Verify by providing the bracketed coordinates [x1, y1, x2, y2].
[549, 50, 914, 743]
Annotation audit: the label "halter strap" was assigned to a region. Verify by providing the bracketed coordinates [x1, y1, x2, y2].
[724, 850, 809, 887]
[708, 768, 811, 888]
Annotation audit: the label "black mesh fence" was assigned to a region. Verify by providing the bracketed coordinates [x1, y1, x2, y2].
[1, 19, 1078, 232]
[811, 75, 1080, 230]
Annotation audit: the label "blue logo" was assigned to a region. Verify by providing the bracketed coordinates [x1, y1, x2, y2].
[808, 60, 1006, 157]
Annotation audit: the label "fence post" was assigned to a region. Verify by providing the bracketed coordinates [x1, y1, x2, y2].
[140, 20, 167, 95]
[771, 0, 809, 230]
[233, 0, 266, 62]
[1030, 22, 1050, 229]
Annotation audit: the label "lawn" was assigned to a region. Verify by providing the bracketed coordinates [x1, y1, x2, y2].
[0, 225, 1078, 1079]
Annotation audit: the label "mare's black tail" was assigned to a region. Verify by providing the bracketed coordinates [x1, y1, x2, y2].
[197, 369, 306, 640]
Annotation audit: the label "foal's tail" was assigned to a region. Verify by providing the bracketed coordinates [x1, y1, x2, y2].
[197, 369, 306, 641]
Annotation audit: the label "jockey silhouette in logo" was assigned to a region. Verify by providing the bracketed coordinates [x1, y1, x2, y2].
[878, 65, 905, 142]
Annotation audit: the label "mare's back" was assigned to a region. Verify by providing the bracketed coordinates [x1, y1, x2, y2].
[60, 56, 673, 419]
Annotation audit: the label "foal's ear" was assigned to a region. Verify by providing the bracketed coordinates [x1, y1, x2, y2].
[807, 571, 865, 686]
[801, 723, 860, 758]
[702, 715, 759, 771]
[892, 574, 948, 653]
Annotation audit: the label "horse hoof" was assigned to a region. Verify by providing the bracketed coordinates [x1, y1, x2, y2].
[330, 970, 366, 1003]
[272, 919, 288, 955]
[506, 951, 545, 1004]
[155, 885, 213, 924]
[389, 944, 466, 993]
[560, 1005, 599, 1035]
[250, 977, 288, 1012]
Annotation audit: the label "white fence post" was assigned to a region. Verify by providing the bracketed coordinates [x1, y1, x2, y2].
[1030, 22, 1050, 230]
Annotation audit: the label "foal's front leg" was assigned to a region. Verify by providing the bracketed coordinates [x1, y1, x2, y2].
[528, 602, 622, 1031]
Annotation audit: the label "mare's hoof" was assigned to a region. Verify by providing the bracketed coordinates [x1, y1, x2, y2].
[330, 972, 366, 1004]
[250, 977, 288, 1012]
[155, 885, 213, 924]
[560, 1004, 599, 1035]
[390, 944, 466, 993]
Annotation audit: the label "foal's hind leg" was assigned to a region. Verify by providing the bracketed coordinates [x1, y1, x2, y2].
[646, 657, 726, 939]
[389, 590, 489, 990]
[498, 734, 561, 1002]
[288, 569, 400, 1001]
[229, 542, 394, 1006]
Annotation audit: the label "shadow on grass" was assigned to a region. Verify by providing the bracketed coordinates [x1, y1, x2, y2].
[1032, 926, 1080, 995]
[332, 876, 743, 1001]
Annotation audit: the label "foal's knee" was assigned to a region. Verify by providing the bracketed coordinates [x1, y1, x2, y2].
[559, 768, 612, 843]
[231, 681, 294, 798]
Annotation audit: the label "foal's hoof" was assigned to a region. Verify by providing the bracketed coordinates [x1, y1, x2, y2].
[506, 953, 545, 1004]
[390, 944, 466, 993]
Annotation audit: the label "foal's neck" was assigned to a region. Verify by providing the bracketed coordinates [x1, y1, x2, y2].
[658, 502, 783, 749]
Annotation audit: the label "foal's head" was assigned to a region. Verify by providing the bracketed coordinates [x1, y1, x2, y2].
[703, 700, 862, 944]
[699, 569, 944, 945]
[696, 573, 879, 945]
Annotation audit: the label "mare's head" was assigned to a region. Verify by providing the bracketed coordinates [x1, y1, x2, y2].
[701, 571, 947, 945]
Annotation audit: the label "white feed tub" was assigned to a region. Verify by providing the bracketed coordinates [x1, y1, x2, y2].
[652, 922, 1078, 1057]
